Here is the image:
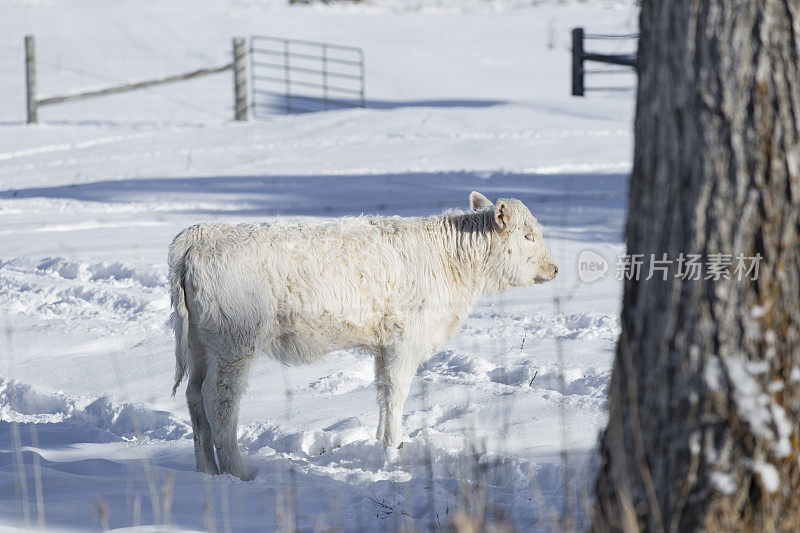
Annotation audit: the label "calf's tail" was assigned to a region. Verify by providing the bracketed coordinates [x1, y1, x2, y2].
[169, 230, 196, 397]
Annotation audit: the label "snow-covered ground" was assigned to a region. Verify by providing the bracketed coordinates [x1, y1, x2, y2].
[0, 0, 636, 530]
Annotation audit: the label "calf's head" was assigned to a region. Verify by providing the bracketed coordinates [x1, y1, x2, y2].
[470, 191, 558, 288]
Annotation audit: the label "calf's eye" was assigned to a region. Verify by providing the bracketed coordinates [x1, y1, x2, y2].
[525, 234, 535, 242]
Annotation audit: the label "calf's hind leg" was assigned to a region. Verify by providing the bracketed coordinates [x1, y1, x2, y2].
[202, 351, 255, 481]
[374, 352, 388, 442]
[185, 346, 219, 474]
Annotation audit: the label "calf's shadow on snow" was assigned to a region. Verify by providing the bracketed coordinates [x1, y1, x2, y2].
[3, 171, 628, 244]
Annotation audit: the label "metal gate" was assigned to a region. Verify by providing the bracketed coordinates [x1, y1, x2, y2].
[249, 35, 365, 116]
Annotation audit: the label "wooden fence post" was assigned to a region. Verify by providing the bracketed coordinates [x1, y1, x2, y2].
[233, 38, 247, 121]
[571, 27, 584, 97]
[25, 35, 37, 124]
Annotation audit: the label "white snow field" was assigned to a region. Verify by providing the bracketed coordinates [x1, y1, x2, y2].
[0, 0, 636, 530]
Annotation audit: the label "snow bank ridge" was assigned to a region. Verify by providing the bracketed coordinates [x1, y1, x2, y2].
[0, 379, 190, 442]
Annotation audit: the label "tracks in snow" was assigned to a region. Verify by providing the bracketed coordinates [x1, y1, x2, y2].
[0, 256, 169, 330]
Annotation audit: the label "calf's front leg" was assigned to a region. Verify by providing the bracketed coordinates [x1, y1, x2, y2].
[380, 345, 422, 448]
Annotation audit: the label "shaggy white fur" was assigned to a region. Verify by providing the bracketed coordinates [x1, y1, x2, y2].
[169, 191, 557, 480]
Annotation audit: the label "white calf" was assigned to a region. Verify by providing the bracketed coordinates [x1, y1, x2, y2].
[170, 191, 557, 480]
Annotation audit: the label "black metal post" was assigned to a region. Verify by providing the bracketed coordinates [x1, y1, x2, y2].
[571, 27, 584, 97]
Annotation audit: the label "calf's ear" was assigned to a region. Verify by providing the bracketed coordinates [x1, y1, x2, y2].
[494, 199, 514, 231]
[469, 191, 493, 211]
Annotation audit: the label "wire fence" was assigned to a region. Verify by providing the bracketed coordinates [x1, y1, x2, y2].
[23, 35, 247, 124]
[20, 34, 368, 124]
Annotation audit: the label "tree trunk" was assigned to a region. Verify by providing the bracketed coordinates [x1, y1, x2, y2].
[594, 1, 800, 531]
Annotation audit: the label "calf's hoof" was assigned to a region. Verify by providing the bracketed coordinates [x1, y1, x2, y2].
[223, 466, 258, 481]
[237, 465, 258, 481]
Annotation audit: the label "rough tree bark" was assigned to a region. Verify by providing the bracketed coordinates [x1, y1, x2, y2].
[594, 1, 800, 531]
